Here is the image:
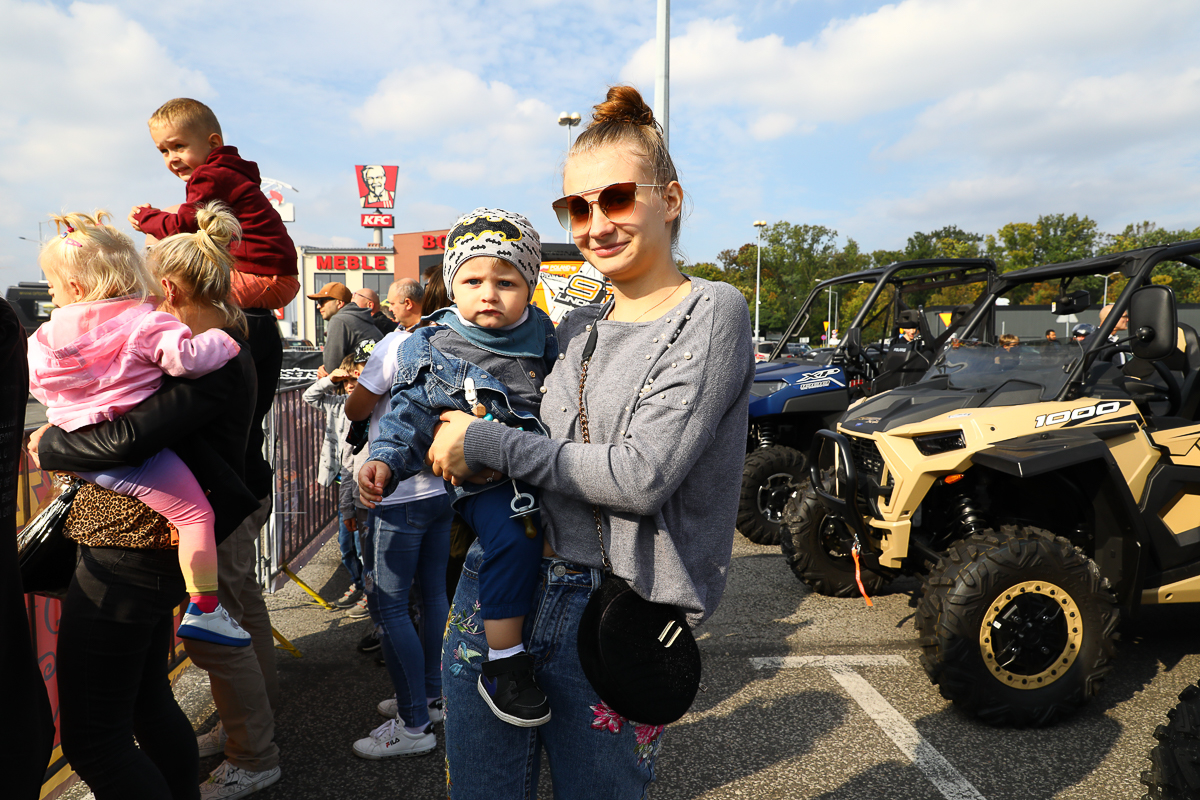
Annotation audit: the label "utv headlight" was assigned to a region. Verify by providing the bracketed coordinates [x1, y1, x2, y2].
[914, 431, 967, 456]
[750, 380, 788, 397]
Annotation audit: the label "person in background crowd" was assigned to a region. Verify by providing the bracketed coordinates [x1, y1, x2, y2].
[417, 84, 753, 799]
[891, 325, 918, 350]
[1044, 328, 1059, 345]
[309, 281, 380, 378]
[353, 287, 397, 336]
[2, 298, 55, 800]
[32, 208, 277, 800]
[344, 309, 453, 759]
[421, 271, 450, 319]
[303, 351, 369, 614]
[388, 278, 425, 331]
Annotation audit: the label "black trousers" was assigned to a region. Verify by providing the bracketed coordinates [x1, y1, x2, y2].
[57, 546, 199, 800]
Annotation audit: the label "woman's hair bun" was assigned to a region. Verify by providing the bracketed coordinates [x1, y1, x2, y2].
[195, 201, 241, 248]
[590, 85, 658, 130]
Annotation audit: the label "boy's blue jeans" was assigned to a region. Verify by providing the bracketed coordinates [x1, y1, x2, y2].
[363, 494, 453, 729]
[337, 509, 363, 586]
[457, 480, 543, 620]
[443, 541, 662, 799]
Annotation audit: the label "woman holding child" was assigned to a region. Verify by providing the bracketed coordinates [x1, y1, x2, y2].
[367, 85, 753, 797]
[30, 205, 260, 800]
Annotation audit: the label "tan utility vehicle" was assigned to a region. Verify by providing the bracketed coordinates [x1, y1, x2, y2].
[791, 241, 1200, 726]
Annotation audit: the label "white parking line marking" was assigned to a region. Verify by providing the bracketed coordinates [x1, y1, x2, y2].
[751, 655, 986, 800]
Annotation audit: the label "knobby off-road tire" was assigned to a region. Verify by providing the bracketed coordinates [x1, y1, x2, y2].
[915, 525, 1119, 727]
[780, 479, 889, 597]
[1142, 682, 1200, 800]
[737, 446, 806, 546]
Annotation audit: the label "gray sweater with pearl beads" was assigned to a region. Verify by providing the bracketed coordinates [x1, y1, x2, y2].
[462, 277, 753, 624]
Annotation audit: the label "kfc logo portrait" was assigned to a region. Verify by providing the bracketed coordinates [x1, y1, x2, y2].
[356, 165, 398, 209]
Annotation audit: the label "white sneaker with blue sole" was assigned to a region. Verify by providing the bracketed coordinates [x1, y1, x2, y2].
[177, 603, 252, 647]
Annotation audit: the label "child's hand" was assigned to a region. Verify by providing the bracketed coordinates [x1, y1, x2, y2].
[359, 461, 391, 508]
[128, 204, 151, 231]
[329, 368, 350, 382]
[26, 423, 53, 469]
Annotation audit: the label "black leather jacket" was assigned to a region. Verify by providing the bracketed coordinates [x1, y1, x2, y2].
[39, 329, 260, 542]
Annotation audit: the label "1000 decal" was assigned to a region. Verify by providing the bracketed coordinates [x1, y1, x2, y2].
[1034, 401, 1123, 428]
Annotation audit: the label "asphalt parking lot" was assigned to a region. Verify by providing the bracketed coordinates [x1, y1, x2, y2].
[60, 531, 1200, 800]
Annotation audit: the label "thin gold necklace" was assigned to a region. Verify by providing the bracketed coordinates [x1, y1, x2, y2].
[620, 279, 687, 323]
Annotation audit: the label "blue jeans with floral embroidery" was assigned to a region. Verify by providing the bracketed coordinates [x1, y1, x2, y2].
[443, 540, 663, 799]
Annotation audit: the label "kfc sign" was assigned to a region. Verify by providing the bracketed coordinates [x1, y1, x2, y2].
[361, 214, 394, 228]
[355, 165, 398, 209]
[315, 255, 390, 271]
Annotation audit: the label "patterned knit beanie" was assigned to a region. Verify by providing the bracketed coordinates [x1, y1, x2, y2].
[443, 208, 541, 302]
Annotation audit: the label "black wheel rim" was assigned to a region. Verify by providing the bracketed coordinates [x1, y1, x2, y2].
[979, 580, 1082, 688]
[756, 473, 798, 524]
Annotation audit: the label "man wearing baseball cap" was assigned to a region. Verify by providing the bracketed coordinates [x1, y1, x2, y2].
[308, 282, 380, 377]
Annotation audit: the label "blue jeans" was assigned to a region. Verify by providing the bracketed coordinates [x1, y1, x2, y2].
[443, 541, 662, 799]
[458, 481, 543, 620]
[364, 494, 453, 728]
[337, 509, 363, 586]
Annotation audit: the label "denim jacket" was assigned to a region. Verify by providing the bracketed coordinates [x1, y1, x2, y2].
[370, 306, 558, 502]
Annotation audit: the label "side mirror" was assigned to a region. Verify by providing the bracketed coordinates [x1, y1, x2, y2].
[844, 327, 862, 359]
[1129, 285, 1178, 361]
[1052, 289, 1091, 316]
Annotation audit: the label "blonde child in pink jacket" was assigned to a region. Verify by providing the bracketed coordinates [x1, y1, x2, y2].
[28, 208, 249, 647]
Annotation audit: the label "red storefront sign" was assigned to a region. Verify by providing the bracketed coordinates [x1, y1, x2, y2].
[422, 234, 447, 249]
[361, 214, 394, 228]
[315, 255, 390, 270]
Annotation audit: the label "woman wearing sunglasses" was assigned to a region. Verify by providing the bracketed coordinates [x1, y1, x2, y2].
[420, 85, 753, 797]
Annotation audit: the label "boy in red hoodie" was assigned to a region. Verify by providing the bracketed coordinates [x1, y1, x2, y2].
[129, 98, 299, 310]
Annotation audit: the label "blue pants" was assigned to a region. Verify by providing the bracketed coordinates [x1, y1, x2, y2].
[364, 494, 453, 729]
[444, 541, 662, 799]
[337, 509, 363, 586]
[458, 481, 544, 620]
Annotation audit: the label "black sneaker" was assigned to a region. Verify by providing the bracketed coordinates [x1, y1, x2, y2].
[477, 653, 551, 727]
[358, 632, 381, 653]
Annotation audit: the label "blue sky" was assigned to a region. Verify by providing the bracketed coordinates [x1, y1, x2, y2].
[4, 0, 1200, 288]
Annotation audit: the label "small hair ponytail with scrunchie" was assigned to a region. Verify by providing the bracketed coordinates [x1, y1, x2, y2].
[570, 85, 682, 250]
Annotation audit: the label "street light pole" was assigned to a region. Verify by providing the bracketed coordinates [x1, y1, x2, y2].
[753, 220, 767, 341]
[558, 112, 581, 150]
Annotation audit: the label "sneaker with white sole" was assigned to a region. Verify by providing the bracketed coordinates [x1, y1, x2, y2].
[346, 596, 370, 619]
[178, 603, 252, 647]
[352, 718, 436, 759]
[357, 632, 381, 653]
[333, 584, 362, 609]
[376, 696, 444, 723]
[198, 759, 281, 799]
[478, 653, 551, 727]
[197, 721, 226, 757]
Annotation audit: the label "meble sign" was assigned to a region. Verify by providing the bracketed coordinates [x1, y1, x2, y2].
[361, 214, 394, 228]
[314, 255, 390, 271]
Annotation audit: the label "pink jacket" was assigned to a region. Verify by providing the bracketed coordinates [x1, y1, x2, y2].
[28, 296, 240, 432]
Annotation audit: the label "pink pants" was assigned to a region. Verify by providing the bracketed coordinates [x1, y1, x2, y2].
[80, 449, 218, 595]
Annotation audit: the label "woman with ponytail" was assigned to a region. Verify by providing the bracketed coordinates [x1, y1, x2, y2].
[30, 203, 266, 800]
[420, 86, 754, 797]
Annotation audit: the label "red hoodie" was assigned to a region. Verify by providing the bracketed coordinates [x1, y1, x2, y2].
[134, 146, 297, 276]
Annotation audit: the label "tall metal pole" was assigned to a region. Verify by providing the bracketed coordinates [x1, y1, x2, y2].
[753, 220, 767, 342]
[754, 227, 762, 341]
[655, 0, 669, 149]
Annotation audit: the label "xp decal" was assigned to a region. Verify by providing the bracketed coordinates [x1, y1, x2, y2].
[1033, 400, 1126, 429]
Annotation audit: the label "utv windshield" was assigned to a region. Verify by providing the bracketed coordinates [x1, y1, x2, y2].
[924, 340, 1083, 399]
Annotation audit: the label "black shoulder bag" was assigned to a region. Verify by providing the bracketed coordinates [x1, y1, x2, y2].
[17, 476, 81, 598]
[573, 322, 702, 726]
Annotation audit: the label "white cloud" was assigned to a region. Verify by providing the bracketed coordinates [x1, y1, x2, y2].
[622, 0, 1194, 137]
[353, 64, 562, 186]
